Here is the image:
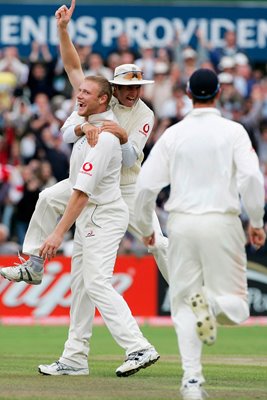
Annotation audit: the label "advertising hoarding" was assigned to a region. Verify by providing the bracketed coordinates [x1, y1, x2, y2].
[0, 4, 266, 61]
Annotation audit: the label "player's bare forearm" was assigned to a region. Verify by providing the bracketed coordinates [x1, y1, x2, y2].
[56, 0, 84, 90]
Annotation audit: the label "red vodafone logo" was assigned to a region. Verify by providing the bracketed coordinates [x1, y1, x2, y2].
[143, 124, 149, 134]
[139, 123, 150, 136]
[82, 162, 93, 172]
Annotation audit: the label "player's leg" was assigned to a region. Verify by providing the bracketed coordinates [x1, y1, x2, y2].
[0, 179, 71, 285]
[122, 187, 169, 283]
[167, 213, 207, 399]
[81, 199, 159, 376]
[199, 214, 249, 325]
[23, 179, 71, 256]
[38, 229, 94, 376]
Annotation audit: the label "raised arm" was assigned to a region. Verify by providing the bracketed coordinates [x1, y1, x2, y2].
[55, 0, 85, 90]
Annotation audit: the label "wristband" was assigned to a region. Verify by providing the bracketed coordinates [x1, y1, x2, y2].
[80, 122, 89, 133]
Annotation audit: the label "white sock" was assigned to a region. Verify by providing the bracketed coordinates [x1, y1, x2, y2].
[29, 255, 44, 272]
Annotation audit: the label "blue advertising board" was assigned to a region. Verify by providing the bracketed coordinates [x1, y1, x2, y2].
[0, 3, 266, 61]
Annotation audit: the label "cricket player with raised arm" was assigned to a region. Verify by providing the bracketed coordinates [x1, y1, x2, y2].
[35, 74, 159, 377]
[0, 0, 169, 287]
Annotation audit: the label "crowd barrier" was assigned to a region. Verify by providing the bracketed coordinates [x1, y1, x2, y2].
[0, 254, 266, 325]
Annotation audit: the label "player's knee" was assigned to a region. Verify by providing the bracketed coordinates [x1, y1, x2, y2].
[38, 188, 54, 206]
[84, 275, 110, 297]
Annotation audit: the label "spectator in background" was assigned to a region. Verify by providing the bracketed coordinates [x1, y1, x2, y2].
[218, 53, 254, 100]
[169, 62, 183, 87]
[143, 61, 173, 118]
[261, 77, 267, 118]
[84, 52, 113, 80]
[0, 46, 29, 89]
[0, 164, 24, 234]
[231, 83, 264, 154]
[27, 92, 60, 149]
[0, 223, 21, 255]
[38, 126, 70, 182]
[156, 47, 172, 66]
[0, 111, 18, 165]
[209, 29, 245, 71]
[19, 133, 37, 165]
[14, 164, 42, 245]
[39, 160, 57, 189]
[119, 50, 136, 65]
[53, 46, 74, 99]
[172, 29, 210, 84]
[26, 41, 61, 102]
[74, 43, 92, 71]
[233, 53, 254, 98]
[176, 47, 199, 84]
[161, 84, 192, 121]
[110, 32, 138, 60]
[135, 44, 156, 80]
[255, 118, 267, 167]
[5, 96, 32, 138]
[106, 52, 121, 73]
[218, 71, 244, 119]
[0, 69, 17, 113]
[0, 164, 12, 220]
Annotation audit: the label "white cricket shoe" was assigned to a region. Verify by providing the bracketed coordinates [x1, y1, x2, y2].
[116, 347, 160, 377]
[0, 256, 43, 285]
[190, 292, 217, 346]
[180, 378, 207, 400]
[38, 361, 89, 376]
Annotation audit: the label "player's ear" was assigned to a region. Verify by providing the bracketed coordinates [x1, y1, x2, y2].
[186, 88, 193, 99]
[99, 94, 108, 104]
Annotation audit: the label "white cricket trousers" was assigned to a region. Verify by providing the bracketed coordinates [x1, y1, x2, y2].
[59, 198, 152, 368]
[121, 183, 169, 282]
[23, 179, 71, 256]
[167, 212, 250, 380]
[23, 180, 169, 283]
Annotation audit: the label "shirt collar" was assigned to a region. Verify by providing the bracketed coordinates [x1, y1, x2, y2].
[87, 107, 115, 124]
[187, 107, 221, 117]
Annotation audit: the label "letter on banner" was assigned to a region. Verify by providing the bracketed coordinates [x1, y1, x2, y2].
[102, 17, 123, 46]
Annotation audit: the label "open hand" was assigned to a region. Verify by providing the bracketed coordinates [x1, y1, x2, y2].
[39, 232, 64, 260]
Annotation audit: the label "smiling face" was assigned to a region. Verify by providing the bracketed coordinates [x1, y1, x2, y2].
[76, 79, 107, 117]
[113, 84, 141, 108]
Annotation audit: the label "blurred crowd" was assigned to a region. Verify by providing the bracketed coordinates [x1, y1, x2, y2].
[0, 28, 267, 255]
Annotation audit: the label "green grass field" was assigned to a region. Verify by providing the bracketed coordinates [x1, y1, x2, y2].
[0, 324, 267, 400]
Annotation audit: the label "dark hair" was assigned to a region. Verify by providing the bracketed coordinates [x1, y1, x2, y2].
[84, 75, 112, 104]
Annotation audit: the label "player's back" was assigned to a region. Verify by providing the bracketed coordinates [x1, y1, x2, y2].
[164, 108, 250, 215]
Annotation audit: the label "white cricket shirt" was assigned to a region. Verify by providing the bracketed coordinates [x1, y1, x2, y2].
[135, 107, 265, 236]
[109, 96, 154, 186]
[62, 96, 154, 187]
[69, 110, 122, 205]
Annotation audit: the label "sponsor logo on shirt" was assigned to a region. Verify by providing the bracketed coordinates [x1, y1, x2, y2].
[85, 230, 95, 238]
[139, 123, 150, 136]
[80, 162, 93, 176]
